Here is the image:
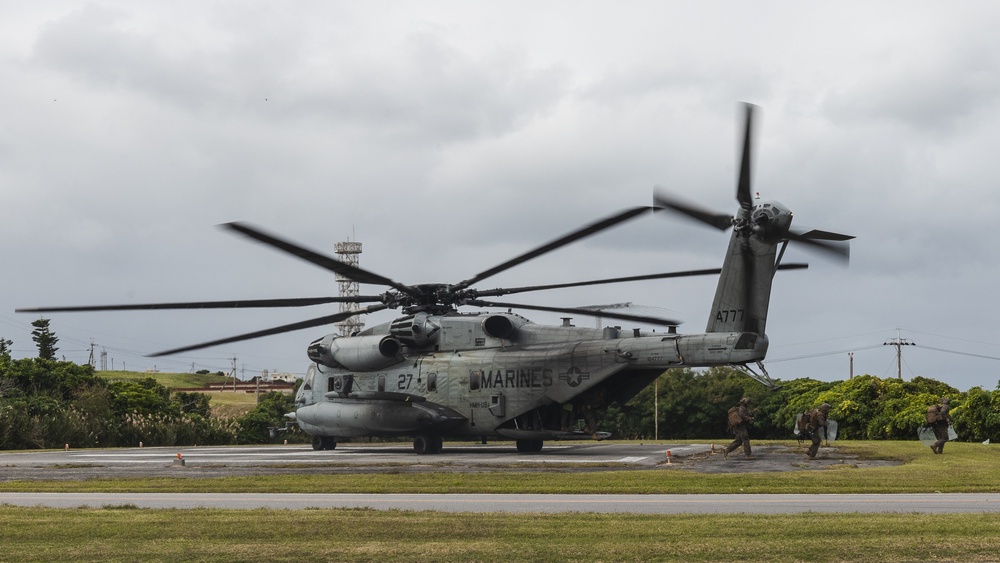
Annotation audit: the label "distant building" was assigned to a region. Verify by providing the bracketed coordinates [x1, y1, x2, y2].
[269, 372, 300, 384]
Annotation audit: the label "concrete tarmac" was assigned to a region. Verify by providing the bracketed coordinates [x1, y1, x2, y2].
[0, 442, 700, 481]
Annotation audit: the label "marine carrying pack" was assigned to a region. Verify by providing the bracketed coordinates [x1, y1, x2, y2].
[926, 405, 941, 424]
[727, 407, 742, 427]
[797, 411, 812, 434]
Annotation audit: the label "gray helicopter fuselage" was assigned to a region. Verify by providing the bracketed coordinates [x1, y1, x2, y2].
[293, 311, 767, 441]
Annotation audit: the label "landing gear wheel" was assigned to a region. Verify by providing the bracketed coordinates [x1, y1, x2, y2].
[516, 439, 543, 453]
[311, 435, 337, 451]
[429, 435, 443, 454]
[413, 434, 442, 455]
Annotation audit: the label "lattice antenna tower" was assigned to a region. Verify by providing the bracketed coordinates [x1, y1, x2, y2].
[335, 239, 365, 336]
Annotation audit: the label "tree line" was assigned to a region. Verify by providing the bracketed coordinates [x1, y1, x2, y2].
[0, 320, 298, 449]
[600, 366, 1000, 443]
[3, 320, 999, 448]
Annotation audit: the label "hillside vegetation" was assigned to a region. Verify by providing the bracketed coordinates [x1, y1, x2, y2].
[0, 356, 303, 449]
[96, 370, 229, 389]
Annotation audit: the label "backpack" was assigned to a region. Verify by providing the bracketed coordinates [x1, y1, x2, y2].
[727, 407, 742, 427]
[797, 411, 812, 433]
[926, 406, 941, 424]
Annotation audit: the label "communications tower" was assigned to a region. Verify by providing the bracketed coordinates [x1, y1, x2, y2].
[335, 240, 365, 336]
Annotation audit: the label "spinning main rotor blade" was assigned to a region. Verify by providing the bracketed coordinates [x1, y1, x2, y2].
[452, 206, 654, 292]
[653, 190, 733, 231]
[223, 222, 422, 300]
[149, 304, 390, 357]
[16, 296, 383, 313]
[473, 263, 810, 298]
[466, 299, 680, 328]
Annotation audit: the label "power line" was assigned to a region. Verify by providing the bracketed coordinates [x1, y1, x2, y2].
[768, 344, 882, 363]
[917, 345, 1000, 362]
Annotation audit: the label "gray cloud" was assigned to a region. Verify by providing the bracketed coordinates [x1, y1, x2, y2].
[4, 1, 1000, 390]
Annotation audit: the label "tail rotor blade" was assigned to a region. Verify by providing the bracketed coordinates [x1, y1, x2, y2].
[786, 233, 851, 264]
[737, 103, 757, 211]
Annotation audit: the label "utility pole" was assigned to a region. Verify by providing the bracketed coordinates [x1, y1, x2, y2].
[849, 351, 854, 379]
[230, 355, 238, 391]
[883, 329, 915, 380]
[88, 339, 97, 368]
[654, 379, 659, 440]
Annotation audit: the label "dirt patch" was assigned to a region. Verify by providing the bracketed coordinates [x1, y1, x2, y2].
[656, 443, 901, 473]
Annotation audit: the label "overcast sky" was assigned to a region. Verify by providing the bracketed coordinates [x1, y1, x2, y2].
[3, 2, 1000, 391]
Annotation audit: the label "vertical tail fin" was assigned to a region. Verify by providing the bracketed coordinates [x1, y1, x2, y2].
[706, 227, 779, 335]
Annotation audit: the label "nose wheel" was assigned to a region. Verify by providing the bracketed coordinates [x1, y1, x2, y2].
[311, 435, 337, 450]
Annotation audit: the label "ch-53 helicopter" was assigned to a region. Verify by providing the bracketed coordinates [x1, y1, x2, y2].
[19, 103, 852, 454]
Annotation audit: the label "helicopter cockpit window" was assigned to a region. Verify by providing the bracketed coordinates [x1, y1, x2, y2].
[427, 372, 437, 393]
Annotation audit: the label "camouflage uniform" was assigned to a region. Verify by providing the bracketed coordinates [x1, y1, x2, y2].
[930, 397, 952, 454]
[723, 397, 754, 459]
[806, 403, 831, 459]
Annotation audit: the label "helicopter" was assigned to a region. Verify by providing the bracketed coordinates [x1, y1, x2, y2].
[18, 103, 853, 454]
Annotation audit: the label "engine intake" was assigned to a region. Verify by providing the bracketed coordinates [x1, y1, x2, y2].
[308, 334, 403, 371]
[389, 312, 441, 347]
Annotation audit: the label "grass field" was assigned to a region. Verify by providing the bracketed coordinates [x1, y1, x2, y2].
[0, 508, 997, 562]
[3, 440, 997, 560]
[97, 370, 263, 417]
[50, 373, 995, 559]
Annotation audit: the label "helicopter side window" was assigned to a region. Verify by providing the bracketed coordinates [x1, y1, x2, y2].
[427, 372, 437, 393]
[377, 375, 386, 392]
[469, 370, 481, 391]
